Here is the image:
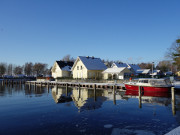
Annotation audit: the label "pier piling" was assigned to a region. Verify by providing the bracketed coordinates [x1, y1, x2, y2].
[94, 84, 96, 101]
[171, 87, 176, 115]
[113, 85, 116, 105]
[139, 86, 142, 108]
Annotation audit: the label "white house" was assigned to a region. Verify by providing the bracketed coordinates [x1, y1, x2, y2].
[71, 56, 107, 79]
[102, 67, 132, 80]
[111, 62, 141, 75]
[51, 61, 74, 78]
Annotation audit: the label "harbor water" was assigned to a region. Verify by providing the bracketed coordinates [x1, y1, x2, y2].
[0, 83, 180, 135]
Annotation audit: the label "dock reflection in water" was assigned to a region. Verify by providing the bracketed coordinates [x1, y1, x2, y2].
[1, 83, 180, 135]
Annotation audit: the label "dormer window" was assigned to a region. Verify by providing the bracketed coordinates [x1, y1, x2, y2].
[81, 66, 83, 70]
[77, 66, 79, 70]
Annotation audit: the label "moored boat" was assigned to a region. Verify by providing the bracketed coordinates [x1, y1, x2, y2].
[124, 78, 172, 92]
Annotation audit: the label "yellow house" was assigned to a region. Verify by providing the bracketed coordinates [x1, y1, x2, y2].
[71, 56, 107, 79]
[176, 71, 180, 76]
[51, 61, 74, 78]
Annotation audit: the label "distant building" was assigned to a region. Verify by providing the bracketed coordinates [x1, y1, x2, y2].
[111, 62, 129, 68]
[150, 70, 162, 76]
[71, 56, 107, 79]
[111, 62, 141, 75]
[102, 67, 132, 80]
[164, 71, 173, 76]
[51, 61, 74, 78]
[136, 69, 151, 75]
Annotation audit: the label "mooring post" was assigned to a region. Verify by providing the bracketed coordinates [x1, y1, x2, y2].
[66, 83, 68, 96]
[139, 86, 142, 108]
[47, 82, 50, 93]
[78, 84, 81, 99]
[113, 85, 116, 105]
[40, 82, 42, 87]
[171, 87, 176, 115]
[56, 84, 58, 95]
[11, 80, 14, 88]
[29, 82, 31, 90]
[34, 82, 37, 91]
[1, 80, 3, 86]
[94, 84, 96, 101]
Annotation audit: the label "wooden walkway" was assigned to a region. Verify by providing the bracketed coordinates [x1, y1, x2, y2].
[25, 81, 126, 90]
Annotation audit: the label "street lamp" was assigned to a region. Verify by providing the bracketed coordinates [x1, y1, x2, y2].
[152, 62, 154, 78]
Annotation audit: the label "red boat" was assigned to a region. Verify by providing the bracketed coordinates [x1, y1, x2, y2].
[124, 78, 172, 92]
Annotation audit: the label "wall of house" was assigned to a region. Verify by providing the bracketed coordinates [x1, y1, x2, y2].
[52, 62, 71, 78]
[72, 59, 88, 79]
[103, 68, 132, 80]
[62, 70, 71, 77]
[52, 63, 62, 78]
[87, 70, 103, 79]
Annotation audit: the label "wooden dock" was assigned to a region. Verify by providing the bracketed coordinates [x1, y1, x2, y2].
[25, 81, 126, 90]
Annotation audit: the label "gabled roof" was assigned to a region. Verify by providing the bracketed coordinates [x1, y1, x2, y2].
[102, 67, 128, 74]
[72, 56, 107, 71]
[136, 69, 150, 74]
[128, 64, 141, 72]
[112, 62, 128, 68]
[56, 61, 74, 71]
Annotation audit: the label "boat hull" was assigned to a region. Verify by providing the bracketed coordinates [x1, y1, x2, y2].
[125, 84, 171, 92]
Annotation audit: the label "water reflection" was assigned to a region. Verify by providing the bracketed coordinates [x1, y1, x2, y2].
[0, 82, 179, 117]
[71, 88, 107, 112]
[51, 86, 72, 103]
[1, 83, 180, 134]
[125, 90, 171, 106]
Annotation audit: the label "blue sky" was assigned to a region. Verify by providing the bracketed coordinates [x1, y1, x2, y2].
[0, 0, 180, 67]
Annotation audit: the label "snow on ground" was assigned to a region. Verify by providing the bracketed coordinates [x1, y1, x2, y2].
[174, 81, 180, 89]
[165, 126, 180, 135]
[111, 128, 155, 135]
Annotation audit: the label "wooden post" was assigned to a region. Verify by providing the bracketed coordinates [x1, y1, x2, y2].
[171, 87, 176, 115]
[113, 85, 116, 105]
[2, 80, 3, 86]
[66, 83, 68, 96]
[94, 84, 96, 101]
[29, 82, 31, 90]
[47, 82, 49, 93]
[78, 84, 81, 99]
[34, 82, 37, 91]
[11, 80, 14, 88]
[139, 86, 142, 108]
[56, 84, 58, 95]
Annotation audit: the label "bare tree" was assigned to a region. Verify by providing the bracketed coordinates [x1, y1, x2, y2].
[138, 63, 154, 69]
[13, 66, 23, 75]
[24, 62, 33, 76]
[7, 64, 13, 76]
[156, 61, 172, 72]
[33, 63, 48, 76]
[166, 37, 180, 70]
[62, 54, 75, 62]
[0, 63, 6, 77]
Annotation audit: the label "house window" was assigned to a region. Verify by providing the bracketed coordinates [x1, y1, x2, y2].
[81, 66, 83, 70]
[77, 66, 79, 70]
